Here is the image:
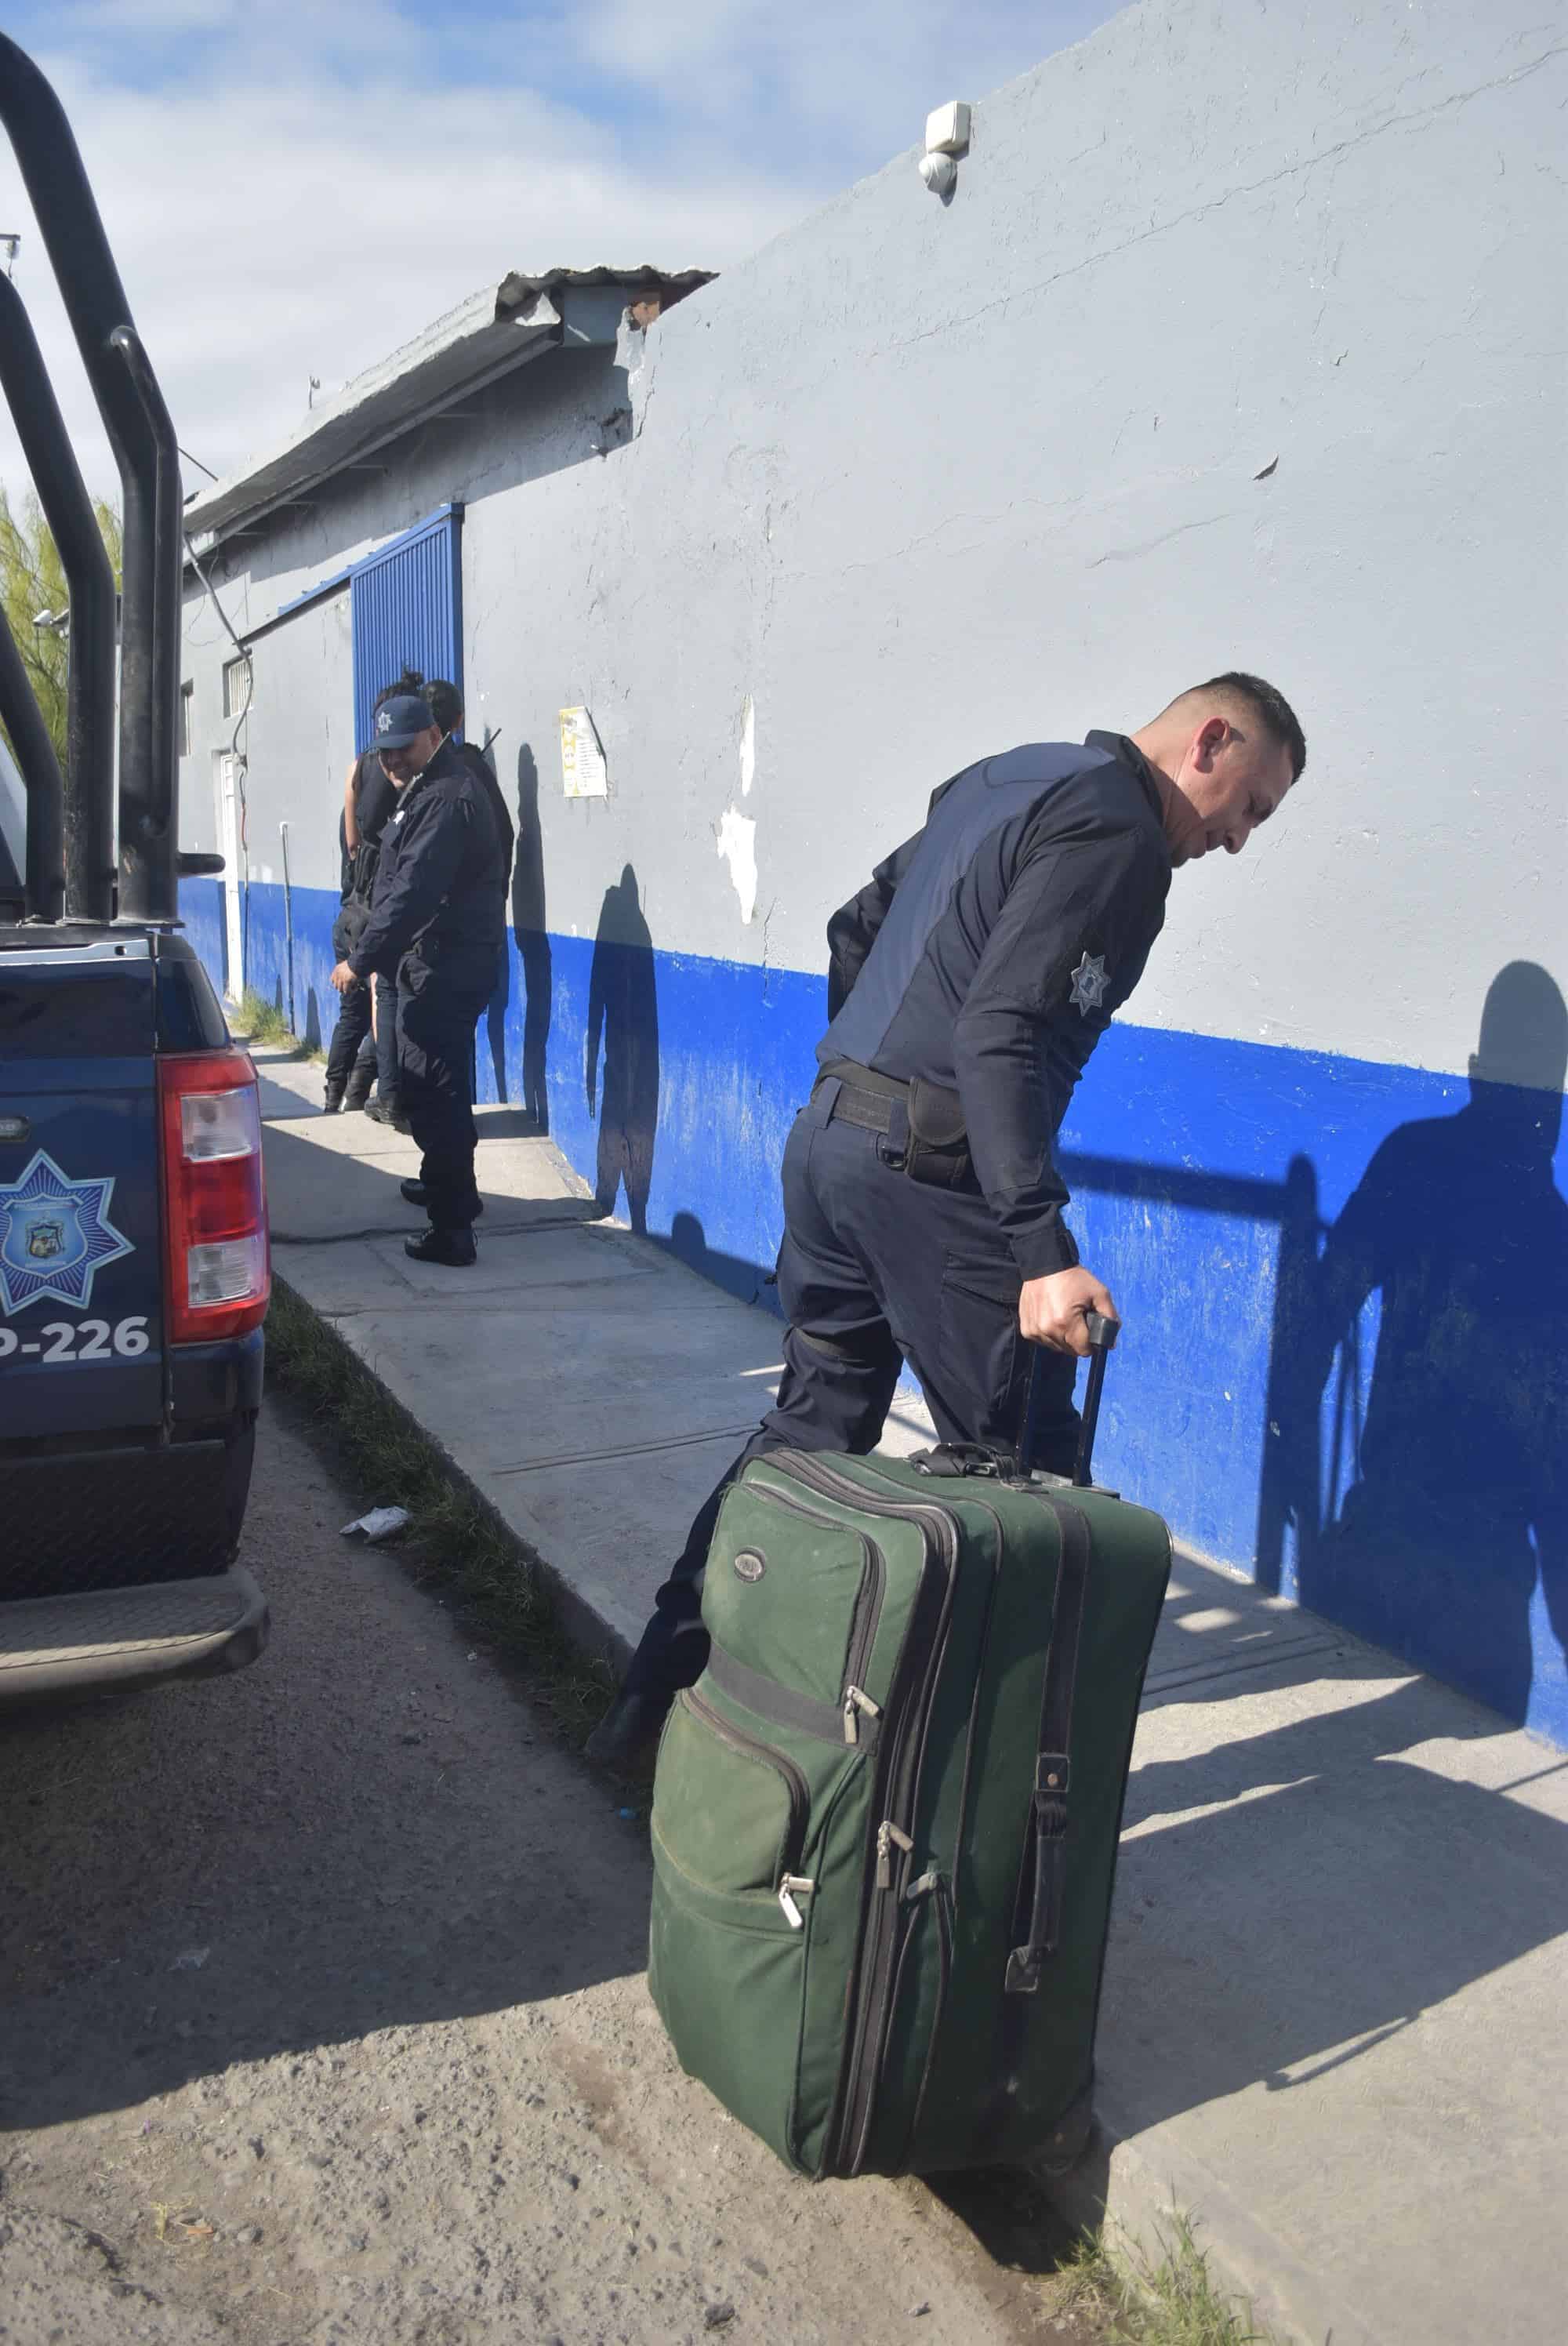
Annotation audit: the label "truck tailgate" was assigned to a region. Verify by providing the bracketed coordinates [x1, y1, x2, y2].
[0, 939, 164, 1436]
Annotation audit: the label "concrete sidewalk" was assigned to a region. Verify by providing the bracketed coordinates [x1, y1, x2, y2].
[257, 1044, 1568, 2346]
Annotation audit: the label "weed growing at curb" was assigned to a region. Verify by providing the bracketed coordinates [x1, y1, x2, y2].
[233, 989, 326, 1062]
[1063, 2213, 1272, 2345]
[263, 1277, 616, 1744]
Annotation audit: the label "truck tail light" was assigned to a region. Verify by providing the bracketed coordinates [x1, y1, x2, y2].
[158, 1048, 270, 1344]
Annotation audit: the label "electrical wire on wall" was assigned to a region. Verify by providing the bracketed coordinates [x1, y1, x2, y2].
[183, 528, 254, 986]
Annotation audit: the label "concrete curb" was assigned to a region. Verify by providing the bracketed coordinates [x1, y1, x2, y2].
[268, 1273, 633, 1686]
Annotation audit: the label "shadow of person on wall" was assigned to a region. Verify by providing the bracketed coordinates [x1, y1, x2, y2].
[667, 1209, 777, 1311]
[1260, 961, 1568, 1730]
[512, 743, 552, 1132]
[483, 942, 510, 1104]
[586, 863, 659, 1237]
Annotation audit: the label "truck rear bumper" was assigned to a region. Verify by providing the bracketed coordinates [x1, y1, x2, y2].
[0, 1565, 268, 1703]
[0, 1420, 256, 1600]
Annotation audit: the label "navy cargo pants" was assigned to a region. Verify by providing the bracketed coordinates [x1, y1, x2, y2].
[622, 1078, 1081, 1698]
[397, 944, 498, 1229]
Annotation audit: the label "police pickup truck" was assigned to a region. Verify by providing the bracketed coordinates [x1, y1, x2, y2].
[0, 38, 270, 1702]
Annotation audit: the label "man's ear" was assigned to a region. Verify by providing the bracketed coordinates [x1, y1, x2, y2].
[1191, 715, 1229, 771]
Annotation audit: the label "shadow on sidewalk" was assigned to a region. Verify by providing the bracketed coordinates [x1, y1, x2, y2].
[0, 1397, 648, 2134]
[1105, 1654, 1568, 2132]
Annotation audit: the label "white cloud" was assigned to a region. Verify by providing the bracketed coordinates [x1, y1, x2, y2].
[0, 2, 1120, 507]
[0, 54, 796, 502]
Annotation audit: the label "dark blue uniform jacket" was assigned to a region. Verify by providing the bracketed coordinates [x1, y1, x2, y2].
[818, 732, 1171, 1280]
[347, 740, 503, 983]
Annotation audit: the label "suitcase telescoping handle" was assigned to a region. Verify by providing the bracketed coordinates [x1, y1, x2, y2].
[1004, 1311, 1116, 1997]
[1072, 1309, 1120, 1489]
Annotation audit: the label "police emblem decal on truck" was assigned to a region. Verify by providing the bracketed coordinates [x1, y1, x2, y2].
[0, 1150, 134, 1314]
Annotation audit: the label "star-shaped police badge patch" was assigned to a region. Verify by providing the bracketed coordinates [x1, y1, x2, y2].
[0, 1149, 134, 1315]
[1069, 950, 1110, 1019]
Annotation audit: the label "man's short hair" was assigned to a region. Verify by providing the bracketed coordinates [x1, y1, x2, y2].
[1171, 672, 1307, 781]
[426, 678, 463, 735]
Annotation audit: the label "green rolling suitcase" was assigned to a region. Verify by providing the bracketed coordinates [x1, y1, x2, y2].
[647, 1319, 1171, 2177]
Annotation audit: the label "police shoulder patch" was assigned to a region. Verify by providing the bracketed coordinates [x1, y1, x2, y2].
[1069, 950, 1110, 1017]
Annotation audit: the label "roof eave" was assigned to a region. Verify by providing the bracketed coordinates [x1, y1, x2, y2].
[182, 285, 564, 551]
[182, 266, 717, 557]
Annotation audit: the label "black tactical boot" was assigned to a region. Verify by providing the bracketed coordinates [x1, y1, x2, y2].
[583, 1686, 673, 1772]
[322, 1082, 344, 1114]
[403, 1226, 477, 1267]
[342, 1066, 374, 1111]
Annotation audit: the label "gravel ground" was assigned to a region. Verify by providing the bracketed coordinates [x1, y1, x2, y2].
[0, 1394, 1100, 2345]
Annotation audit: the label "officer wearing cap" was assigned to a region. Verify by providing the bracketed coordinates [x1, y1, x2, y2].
[329, 693, 502, 1266]
[586, 670, 1308, 1766]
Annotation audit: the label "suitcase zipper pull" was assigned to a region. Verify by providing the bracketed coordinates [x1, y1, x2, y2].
[875, 1820, 914, 1890]
[778, 1875, 815, 1930]
[842, 1683, 882, 1745]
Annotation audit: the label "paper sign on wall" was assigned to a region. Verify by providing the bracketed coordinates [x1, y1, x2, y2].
[559, 706, 608, 800]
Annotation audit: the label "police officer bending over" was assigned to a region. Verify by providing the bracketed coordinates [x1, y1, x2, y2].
[329, 692, 502, 1267]
[587, 670, 1307, 1765]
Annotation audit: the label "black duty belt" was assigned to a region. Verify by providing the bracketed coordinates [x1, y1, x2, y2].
[815, 1059, 906, 1135]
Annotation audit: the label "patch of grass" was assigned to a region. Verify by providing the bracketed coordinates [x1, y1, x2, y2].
[1062, 2214, 1272, 2346]
[233, 988, 295, 1048]
[263, 1276, 616, 1743]
[232, 987, 327, 1062]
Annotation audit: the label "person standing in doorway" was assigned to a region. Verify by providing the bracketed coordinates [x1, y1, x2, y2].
[328, 694, 503, 1266]
[325, 666, 426, 1124]
[323, 730, 395, 1113]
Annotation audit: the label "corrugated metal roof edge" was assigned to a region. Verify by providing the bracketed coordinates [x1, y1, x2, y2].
[183, 265, 716, 551]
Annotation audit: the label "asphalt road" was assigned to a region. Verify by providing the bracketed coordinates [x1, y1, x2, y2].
[0, 1393, 1096, 2345]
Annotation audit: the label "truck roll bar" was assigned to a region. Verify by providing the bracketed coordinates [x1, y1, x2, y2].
[0, 34, 183, 924]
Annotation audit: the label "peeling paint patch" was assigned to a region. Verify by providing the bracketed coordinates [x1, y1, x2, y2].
[739, 695, 756, 797]
[716, 805, 758, 924]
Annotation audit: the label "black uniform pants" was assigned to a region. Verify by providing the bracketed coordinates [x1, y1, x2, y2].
[325, 975, 372, 1094]
[351, 971, 401, 1102]
[622, 1080, 1081, 1698]
[396, 948, 497, 1229]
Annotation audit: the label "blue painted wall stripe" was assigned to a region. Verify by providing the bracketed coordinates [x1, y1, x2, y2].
[190, 876, 1568, 1750]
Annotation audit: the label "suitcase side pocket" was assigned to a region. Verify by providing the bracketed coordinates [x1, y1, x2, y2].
[648, 1690, 833, 2174]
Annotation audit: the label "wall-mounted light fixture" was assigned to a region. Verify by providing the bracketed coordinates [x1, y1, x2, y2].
[919, 101, 971, 197]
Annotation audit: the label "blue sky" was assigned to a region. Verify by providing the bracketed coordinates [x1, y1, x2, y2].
[0, 2, 1126, 497]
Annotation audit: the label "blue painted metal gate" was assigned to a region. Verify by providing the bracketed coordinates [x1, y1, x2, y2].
[350, 503, 463, 751]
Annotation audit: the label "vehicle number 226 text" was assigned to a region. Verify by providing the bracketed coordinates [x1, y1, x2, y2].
[0, 1316, 152, 1362]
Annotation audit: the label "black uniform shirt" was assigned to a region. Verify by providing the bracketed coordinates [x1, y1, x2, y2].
[347, 739, 503, 982]
[818, 732, 1172, 1280]
[338, 749, 397, 899]
[354, 750, 397, 846]
[457, 742, 515, 892]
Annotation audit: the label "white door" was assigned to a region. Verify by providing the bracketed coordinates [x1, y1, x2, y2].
[214, 752, 245, 1000]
